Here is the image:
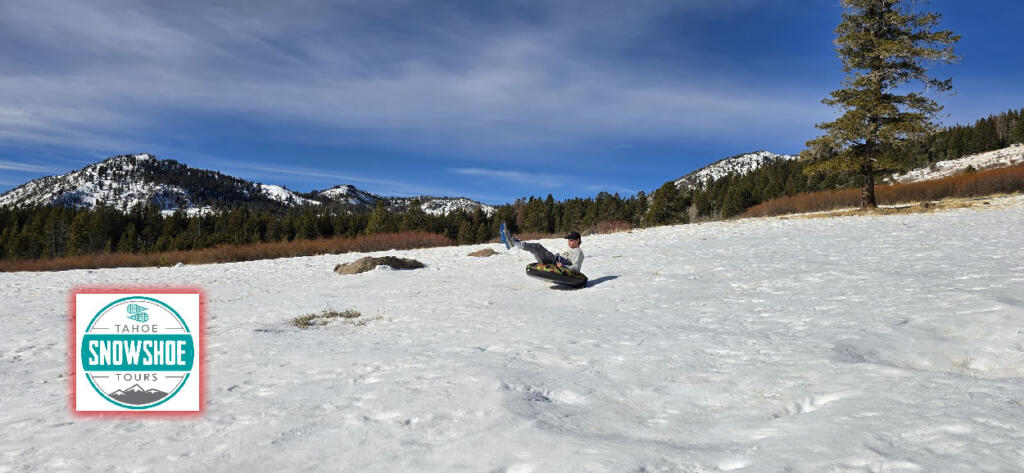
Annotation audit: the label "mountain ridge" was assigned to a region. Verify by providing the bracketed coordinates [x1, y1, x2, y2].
[0, 154, 496, 216]
[673, 150, 799, 190]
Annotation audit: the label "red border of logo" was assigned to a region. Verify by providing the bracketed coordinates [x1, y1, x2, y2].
[69, 285, 206, 418]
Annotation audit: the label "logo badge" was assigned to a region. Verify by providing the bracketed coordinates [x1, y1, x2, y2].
[73, 290, 202, 413]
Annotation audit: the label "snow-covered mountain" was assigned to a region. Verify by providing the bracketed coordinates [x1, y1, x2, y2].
[317, 184, 380, 207]
[0, 154, 495, 216]
[674, 150, 799, 190]
[260, 184, 321, 207]
[892, 143, 1024, 183]
[315, 184, 495, 216]
[0, 154, 311, 212]
[414, 197, 495, 216]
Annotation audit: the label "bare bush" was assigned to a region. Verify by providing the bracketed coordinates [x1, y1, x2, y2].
[584, 220, 634, 235]
[745, 165, 1024, 218]
[0, 231, 451, 272]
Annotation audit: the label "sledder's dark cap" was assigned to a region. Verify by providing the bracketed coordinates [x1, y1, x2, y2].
[565, 232, 581, 240]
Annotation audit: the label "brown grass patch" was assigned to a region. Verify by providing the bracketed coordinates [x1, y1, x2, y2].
[293, 308, 363, 328]
[0, 231, 452, 272]
[744, 164, 1024, 219]
[584, 220, 634, 235]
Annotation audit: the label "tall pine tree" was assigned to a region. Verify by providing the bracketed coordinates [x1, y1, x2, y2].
[805, 0, 959, 208]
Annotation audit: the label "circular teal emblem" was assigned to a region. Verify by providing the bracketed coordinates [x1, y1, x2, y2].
[81, 296, 195, 409]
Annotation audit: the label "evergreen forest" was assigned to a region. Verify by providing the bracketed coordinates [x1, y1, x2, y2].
[1, 108, 1022, 262]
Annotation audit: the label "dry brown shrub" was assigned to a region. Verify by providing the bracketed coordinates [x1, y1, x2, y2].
[882, 165, 1024, 202]
[744, 164, 1024, 218]
[584, 220, 634, 235]
[0, 231, 452, 272]
[744, 188, 860, 218]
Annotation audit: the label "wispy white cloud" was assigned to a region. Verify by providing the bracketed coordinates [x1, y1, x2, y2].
[206, 158, 466, 197]
[0, 160, 61, 173]
[0, 0, 824, 161]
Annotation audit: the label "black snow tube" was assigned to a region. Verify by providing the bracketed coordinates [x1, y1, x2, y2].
[525, 263, 588, 288]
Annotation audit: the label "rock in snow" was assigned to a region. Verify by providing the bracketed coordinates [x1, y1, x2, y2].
[2, 195, 1024, 471]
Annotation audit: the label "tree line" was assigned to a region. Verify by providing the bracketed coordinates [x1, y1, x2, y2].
[1, 107, 1021, 262]
[0, 200, 474, 260]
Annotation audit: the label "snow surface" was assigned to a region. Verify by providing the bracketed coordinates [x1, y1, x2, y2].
[3, 196, 1024, 472]
[893, 143, 1024, 183]
[160, 206, 216, 218]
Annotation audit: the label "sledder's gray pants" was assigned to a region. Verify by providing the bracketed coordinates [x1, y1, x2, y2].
[522, 242, 556, 265]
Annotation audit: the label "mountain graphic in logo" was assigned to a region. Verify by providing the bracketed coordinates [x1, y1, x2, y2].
[107, 384, 168, 405]
[126, 303, 149, 323]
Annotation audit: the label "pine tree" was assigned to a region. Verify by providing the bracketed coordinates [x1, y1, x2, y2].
[68, 213, 91, 256]
[364, 201, 391, 235]
[456, 220, 474, 245]
[117, 223, 138, 253]
[721, 185, 754, 219]
[475, 223, 490, 243]
[644, 181, 686, 226]
[805, 0, 959, 208]
[401, 199, 428, 231]
[1012, 114, 1024, 145]
[969, 117, 1000, 153]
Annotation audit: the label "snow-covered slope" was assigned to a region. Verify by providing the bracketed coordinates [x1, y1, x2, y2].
[318, 184, 496, 216]
[675, 150, 799, 190]
[260, 184, 321, 206]
[0, 154, 188, 210]
[391, 196, 496, 216]
[0, 154, 311, 212]
[3, 195, 1024, 471]
[0, 155, 496, 216]
[415, 197, 496, 216]
[893, 143, 1024, 183]
[318, 184, 380, 207]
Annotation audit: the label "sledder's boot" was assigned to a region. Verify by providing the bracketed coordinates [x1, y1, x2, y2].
[500, 222, 512, 250]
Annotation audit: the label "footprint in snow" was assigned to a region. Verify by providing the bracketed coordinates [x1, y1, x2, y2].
[717, 457, 751, 471]
[774, 392, 849, 418]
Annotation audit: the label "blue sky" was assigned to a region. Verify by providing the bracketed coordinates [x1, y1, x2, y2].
[1, 0, 1021, 204]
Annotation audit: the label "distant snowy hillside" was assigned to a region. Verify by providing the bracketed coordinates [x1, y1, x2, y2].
[3, 195, 1023, 471]
[0, 154, 496, 216]
[260, 184, 321, 207]
[387, 196, 496, 216]
[415, 197, 496, 216]
[318, 184, 380, 207]
[316, 184, 495, 216]
[0, 154, 308, 212]
[675, 150, 798, 190]
[893, 143, 1024, 183]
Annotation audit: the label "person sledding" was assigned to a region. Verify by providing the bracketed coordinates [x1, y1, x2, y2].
[501, 223, 584, 272]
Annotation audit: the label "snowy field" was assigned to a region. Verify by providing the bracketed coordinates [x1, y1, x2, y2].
[3, 196, 1024, 472]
